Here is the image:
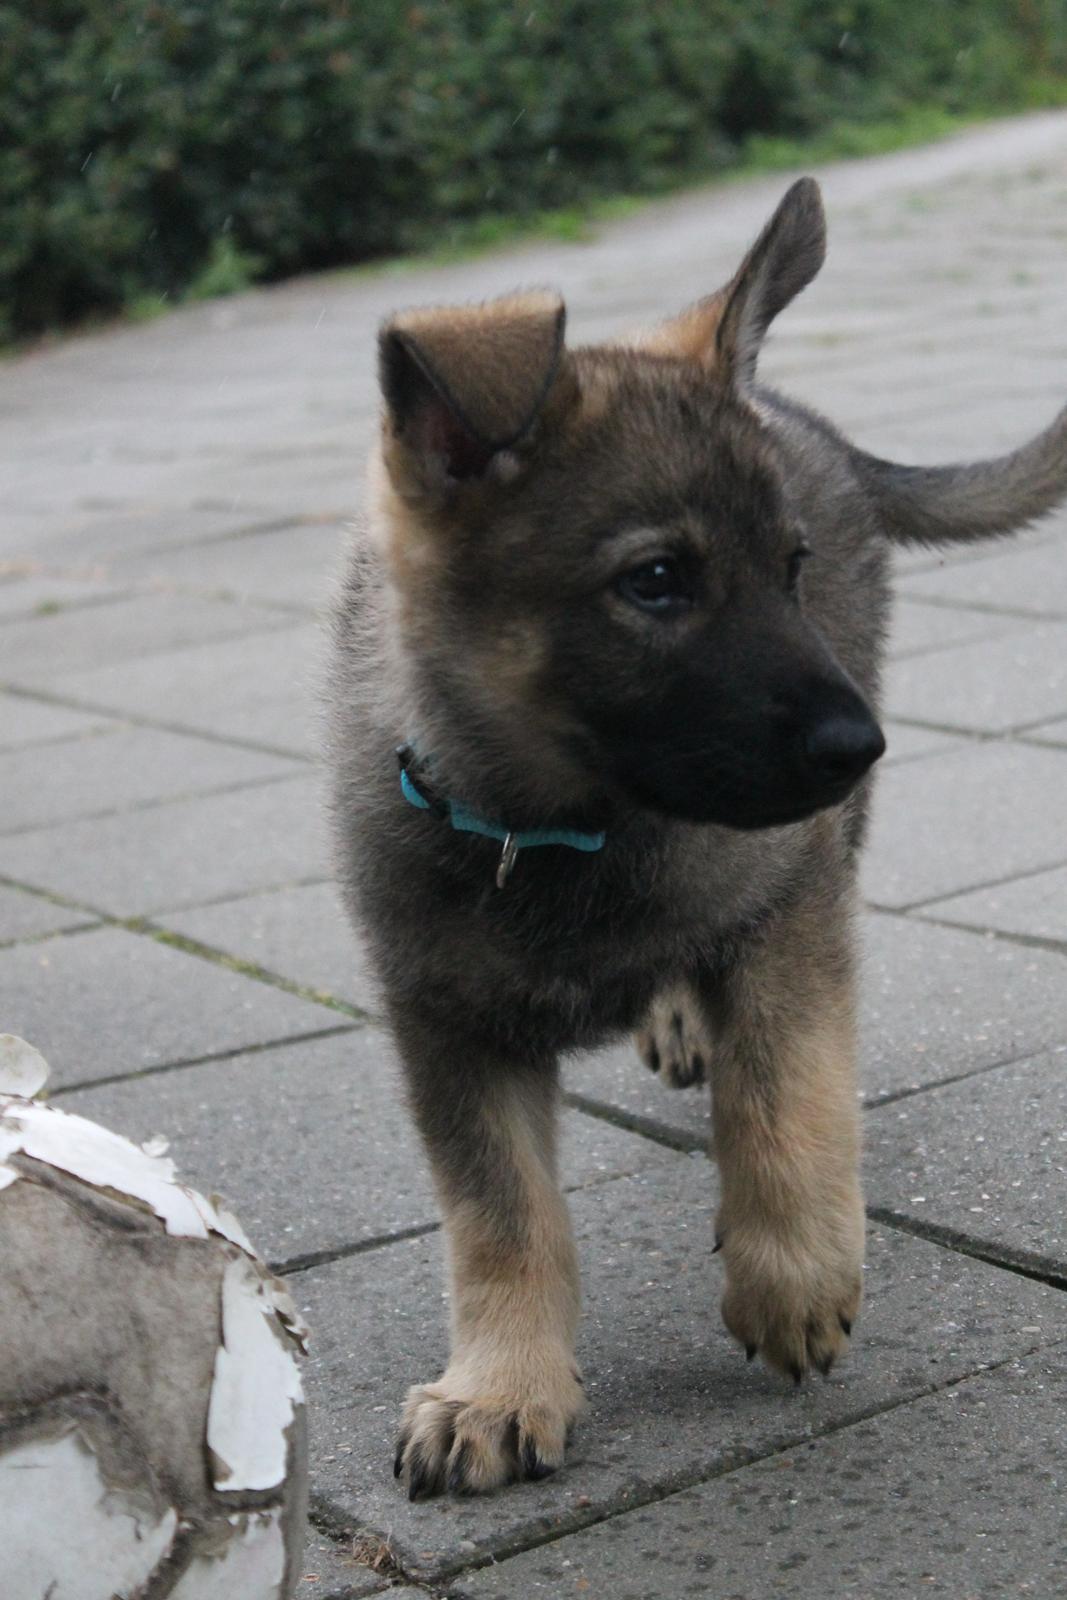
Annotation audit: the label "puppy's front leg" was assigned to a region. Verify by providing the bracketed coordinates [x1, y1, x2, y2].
[393, 1024, 583, 1497]
[709, 890, 865, 1379]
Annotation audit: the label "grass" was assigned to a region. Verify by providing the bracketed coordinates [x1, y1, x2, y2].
[338, 194, 647, 283]
[12, 87, 1067, 348]
[742, 103, 990, 171]
[334, 96, 1067, 285]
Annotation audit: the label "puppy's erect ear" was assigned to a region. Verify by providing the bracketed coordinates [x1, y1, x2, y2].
[716, 178, 826, 384]
[622, 179, 824, 378]
[379, 290, 567, 487]
[625, 289, 729, 367]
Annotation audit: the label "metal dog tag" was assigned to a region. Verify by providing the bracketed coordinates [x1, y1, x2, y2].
[496, 833, 519, 889]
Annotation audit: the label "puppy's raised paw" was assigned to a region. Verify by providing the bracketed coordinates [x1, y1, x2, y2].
[395, 1359, 585, 1498]
[635, 983, 713, 1089]
[719, 1209, 864, 1382]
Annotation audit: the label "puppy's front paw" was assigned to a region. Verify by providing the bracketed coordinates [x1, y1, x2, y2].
[719, 1205, 864, 1381]
[635, 984, 712, 1089]
[394, 1356, 585, 1498]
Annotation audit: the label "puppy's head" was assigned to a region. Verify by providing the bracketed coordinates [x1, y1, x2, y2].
[373, 179, 883, 830]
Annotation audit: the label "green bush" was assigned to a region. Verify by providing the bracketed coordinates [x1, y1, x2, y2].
[2, 1, 1065, 339]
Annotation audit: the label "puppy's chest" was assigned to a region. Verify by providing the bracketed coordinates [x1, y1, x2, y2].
[464, 854, 696, 1032]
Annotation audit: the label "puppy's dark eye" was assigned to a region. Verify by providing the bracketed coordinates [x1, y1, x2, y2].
[786, 541, 811, 596]
[616, 558, 693, 614]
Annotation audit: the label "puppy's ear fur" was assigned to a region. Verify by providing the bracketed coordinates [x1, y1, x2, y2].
[379, 290, 567, 490]
[620, 179, 825, 379]
[625, 289, 729, 367]
[716, 178, 826, 383]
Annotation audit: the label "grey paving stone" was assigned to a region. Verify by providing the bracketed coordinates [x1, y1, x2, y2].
[0, 924, 334, 1090]
[858, 912, 1067, 1100]
[0, 885, 96, 944]
[879, 720, 962, 766]
[298, 1532, 387, 1598]
[889, 520, 1060, 579]
[187, 453, 360, 521]
[7, 505, 295, 565]
[1028, 714, 1067, 748]
[886, 598, 1021, 660]
[564, 1044, 709, 1150]
[0, 572, 126, 620]
[0, 773, 328, 915]
[112, 519, 347, 614]
[865, 1049, 1067, 1278]
[158, 881, 379, 1014]
[1, 590, 288, 680]
[293, 1162, 1065, 1583]
[566, 911, 1067, 1139]
[0, 691, 116, 750]
[8, 114, 1067, 1600]
[450, 1352, 1067, 1600]
[885, 621, 1067, 734]
[0, 509, 97, 564]
[863, 741, 1067, 908]
[898, 535, 1067, 618]
[0, 726, 301, 834]
[63, 1030, 678, 1268]
[36, 623, 321, 756]
[918, 862, 1067, 944]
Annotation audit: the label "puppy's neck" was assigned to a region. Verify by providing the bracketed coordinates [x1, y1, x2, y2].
[367, 456, 612, 834]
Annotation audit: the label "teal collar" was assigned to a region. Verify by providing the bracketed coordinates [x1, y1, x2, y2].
[397, 745, 606, 888]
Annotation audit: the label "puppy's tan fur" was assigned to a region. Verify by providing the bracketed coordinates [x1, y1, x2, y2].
[329, 179, 1067, 1496]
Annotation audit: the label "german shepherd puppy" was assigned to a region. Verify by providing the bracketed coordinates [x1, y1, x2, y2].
[328, 179, 1067, 1499]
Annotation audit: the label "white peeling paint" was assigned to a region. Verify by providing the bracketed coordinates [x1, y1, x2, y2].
[0, 1041, 308, 1347]
[0, 1034, 49, 1098]
[169, 1510, 287, 1600]
[0, 1036, 308, 1595]
[190, 1187, 256, 1256]
[0, 1115, 22, 1188]
[0, 1426, 178, 1600]
[265, 1276, 311, 1354]
[207, 1256, 305, 1492]
[0, 1098, 212, 1238]
[0, 1088, 283, 1265]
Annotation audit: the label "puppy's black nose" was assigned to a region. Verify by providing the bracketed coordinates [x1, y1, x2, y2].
[803, 714, 885, 784]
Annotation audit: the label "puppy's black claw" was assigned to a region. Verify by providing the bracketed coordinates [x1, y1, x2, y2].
[817, 1355, 834, 1377]
[647, 1047, 660, 1074]
[408, 1468, 429, 1502]
[447, 1441, 473, 1495]
[522, 1438, 554, 1481]
[393, 1439, 407, 1480]
[839, 1315, 852, 1336]
[790, 1363, 804, 1387]
[406, 1443, 435, 1502]
[713, 1234, 724, 1253]
[690, 1053, 705, 1082]
[745, 1343, 757, 1362]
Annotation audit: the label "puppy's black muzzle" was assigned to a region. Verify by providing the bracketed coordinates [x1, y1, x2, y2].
[590, 607, 886, 830]
[802, 710, 885, 786]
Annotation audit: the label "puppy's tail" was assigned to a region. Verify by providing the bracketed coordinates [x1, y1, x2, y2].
[854, 403, 1067, 547]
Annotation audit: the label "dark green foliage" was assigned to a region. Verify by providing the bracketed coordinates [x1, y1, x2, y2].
[3, 0, 1065, 338]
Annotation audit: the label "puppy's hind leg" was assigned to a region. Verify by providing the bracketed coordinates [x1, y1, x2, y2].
[391, 1017, 584, 1498]
[635, 981, 714, 1088]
